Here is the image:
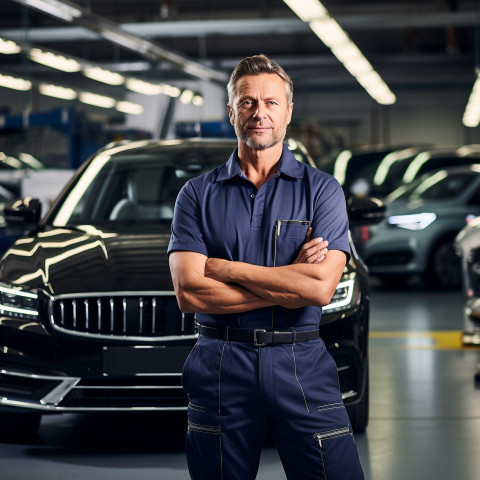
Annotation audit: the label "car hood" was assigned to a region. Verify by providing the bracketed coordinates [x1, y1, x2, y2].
[0, 226, 173, 296]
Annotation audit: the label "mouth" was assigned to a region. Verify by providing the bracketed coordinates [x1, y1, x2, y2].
[248, 125, 271, 132]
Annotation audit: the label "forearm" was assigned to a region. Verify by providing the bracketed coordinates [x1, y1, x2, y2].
[169, 251, 274, 314]
[206, 253, 346, 309]
[176, 276, 274, 313]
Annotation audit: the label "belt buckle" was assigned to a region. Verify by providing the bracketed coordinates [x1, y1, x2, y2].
[253, 329, 267, 347]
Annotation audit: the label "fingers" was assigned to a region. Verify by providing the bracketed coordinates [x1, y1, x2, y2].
[295, 237, 329, 264]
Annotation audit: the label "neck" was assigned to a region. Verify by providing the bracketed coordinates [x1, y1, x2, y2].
[238, 142, 283, 189]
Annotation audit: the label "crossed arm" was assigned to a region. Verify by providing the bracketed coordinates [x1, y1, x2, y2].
[169, 228, 347, 315]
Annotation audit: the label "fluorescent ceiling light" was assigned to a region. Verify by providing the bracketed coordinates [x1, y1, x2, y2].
[309, 17, 350, 48]
[0, 73, 32, 91]
[79, 92, 116, 109]
[284, 0, 396, 105]
[116, 101, 144, 115]
[179, 89, 194, 104]
[125, 77, 164, 95]
[39, 83, 77, 100]
[0, 38, 21, 54]
[463, 74, 480, 128]
[162, 84, 181, 98]
[83, 66, 125, 86]
[17, 0, 82, 22]
[282, 0, 327, 22]
[29, 48, 81, 72]
[192, 94, 204, 106]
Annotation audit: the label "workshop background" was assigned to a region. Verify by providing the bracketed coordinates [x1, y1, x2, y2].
[1, 2, 480, 480]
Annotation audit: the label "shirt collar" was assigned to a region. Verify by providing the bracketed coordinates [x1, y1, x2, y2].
[216, 144, 303, 182]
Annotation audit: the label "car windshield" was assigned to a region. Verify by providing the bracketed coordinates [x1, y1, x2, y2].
[386, 169, 479, 203]
[48, 140, 312, 228]
[49, 142, 235, 228]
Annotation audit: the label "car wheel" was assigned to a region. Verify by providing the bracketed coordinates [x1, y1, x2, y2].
[0, 412, 42, 442]
[426, 236, 461, 289]
[347, 363, 369, 434]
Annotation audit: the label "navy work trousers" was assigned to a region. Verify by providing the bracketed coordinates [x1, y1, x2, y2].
[182, 334, 364, 480]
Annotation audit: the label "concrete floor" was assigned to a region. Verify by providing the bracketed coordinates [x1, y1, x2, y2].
[2, 279, 480, 480]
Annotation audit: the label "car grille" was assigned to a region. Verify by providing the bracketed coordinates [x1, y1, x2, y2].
[49, 293, 195, 340]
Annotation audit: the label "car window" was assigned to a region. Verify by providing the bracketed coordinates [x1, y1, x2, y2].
[388, 170, 477, 203]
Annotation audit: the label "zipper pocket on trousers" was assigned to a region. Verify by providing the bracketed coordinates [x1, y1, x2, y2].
[188, 420, 221, 435]
[313, 425, 351, 447]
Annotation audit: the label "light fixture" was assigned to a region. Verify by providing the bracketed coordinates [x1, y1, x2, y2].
[283, 0, 396, 105]
[14, 0, 82, 22]
[125, 78, 164, 95]
[116, 101, 144, 115]
[29, 48, 81, 72]
[192, 94, 204, 106]
[282, 0, 327, 22]
[79, 92, 116, 109]
[83, 66, 125, 86]
[162, 84, 181, 98]
[0, 38, 21, 55]
[0, 73, 31, 91]
[179, 89, 194, 104]
[39, 83, 77, 100]
[463, 74, 480, 128]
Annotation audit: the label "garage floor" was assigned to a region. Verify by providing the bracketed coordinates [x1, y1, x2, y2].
[2, 279, 480, 480]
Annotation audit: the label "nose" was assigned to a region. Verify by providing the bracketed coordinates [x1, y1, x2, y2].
[253, 102, 267, 119]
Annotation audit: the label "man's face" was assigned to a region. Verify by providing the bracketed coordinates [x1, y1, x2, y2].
[228, 73, 293, 151]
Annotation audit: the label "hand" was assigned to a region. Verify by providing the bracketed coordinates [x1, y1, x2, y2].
[293, 227, 329, 264]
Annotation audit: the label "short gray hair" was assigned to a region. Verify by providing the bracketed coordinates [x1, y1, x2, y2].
[227, 54, 293, 106]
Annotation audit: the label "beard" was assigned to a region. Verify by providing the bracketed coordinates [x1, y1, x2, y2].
[234, 121, 287, 150]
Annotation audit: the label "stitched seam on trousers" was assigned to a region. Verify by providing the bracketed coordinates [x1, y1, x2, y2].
[316, 402, 344, 412]
[291, 344, 310, 413]
[220, 432, 224, 480]
[188, 421, 221, 434]
[218, 340, 226, 414]
[188, 402, 207, 412]
[319, 445, 328, 480]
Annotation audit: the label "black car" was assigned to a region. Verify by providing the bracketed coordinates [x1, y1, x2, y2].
[0, 138, 384, 440]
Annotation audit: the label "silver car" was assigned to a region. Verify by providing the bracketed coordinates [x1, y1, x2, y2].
[361, 165, 480, 288]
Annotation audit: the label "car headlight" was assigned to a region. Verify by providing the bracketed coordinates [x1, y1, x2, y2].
[323, 279, 355, 313]
[387, 212, 436, 230]
[0, 284, 39, 320]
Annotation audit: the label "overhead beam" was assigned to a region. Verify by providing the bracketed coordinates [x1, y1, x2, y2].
[1, 11, 477, 44]
[8, 0, 228, 83]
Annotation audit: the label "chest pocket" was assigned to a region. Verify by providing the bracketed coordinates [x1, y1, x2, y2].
[273, 219, 310, 267]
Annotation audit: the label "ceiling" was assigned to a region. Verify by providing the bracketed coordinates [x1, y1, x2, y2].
[0, 0, 479, 134]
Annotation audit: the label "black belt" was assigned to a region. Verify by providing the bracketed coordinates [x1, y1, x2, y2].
[197, 324, 319, 347]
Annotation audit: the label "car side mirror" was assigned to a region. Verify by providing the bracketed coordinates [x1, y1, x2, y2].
[347, 195, 385, 227]
[4, 197, 42, 226]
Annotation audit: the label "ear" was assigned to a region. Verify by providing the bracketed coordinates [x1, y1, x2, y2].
[227, 104, 235, 126]
[287, 102, 294, 125]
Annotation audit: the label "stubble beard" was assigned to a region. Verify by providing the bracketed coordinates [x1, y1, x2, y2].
[235, 123, 286, 151]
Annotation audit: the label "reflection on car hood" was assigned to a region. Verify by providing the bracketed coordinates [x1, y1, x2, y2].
[0, 226, 173, 296]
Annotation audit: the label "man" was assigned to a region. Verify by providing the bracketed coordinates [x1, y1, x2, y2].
[168, 54, 364, 479]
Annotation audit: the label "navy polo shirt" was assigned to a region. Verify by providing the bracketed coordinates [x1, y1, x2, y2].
[168, 144, 350, 329]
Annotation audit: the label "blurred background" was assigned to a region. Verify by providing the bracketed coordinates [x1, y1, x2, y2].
[2, 2, 480, 480]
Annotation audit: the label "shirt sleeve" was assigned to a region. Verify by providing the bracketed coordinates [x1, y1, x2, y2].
[167, 180, 209, 257]
[312, 176, 351, 264]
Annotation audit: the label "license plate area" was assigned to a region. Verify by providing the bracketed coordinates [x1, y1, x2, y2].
[103, 345, 193, 376]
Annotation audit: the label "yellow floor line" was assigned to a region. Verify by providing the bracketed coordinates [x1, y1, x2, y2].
[369, 330, 476, 350]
